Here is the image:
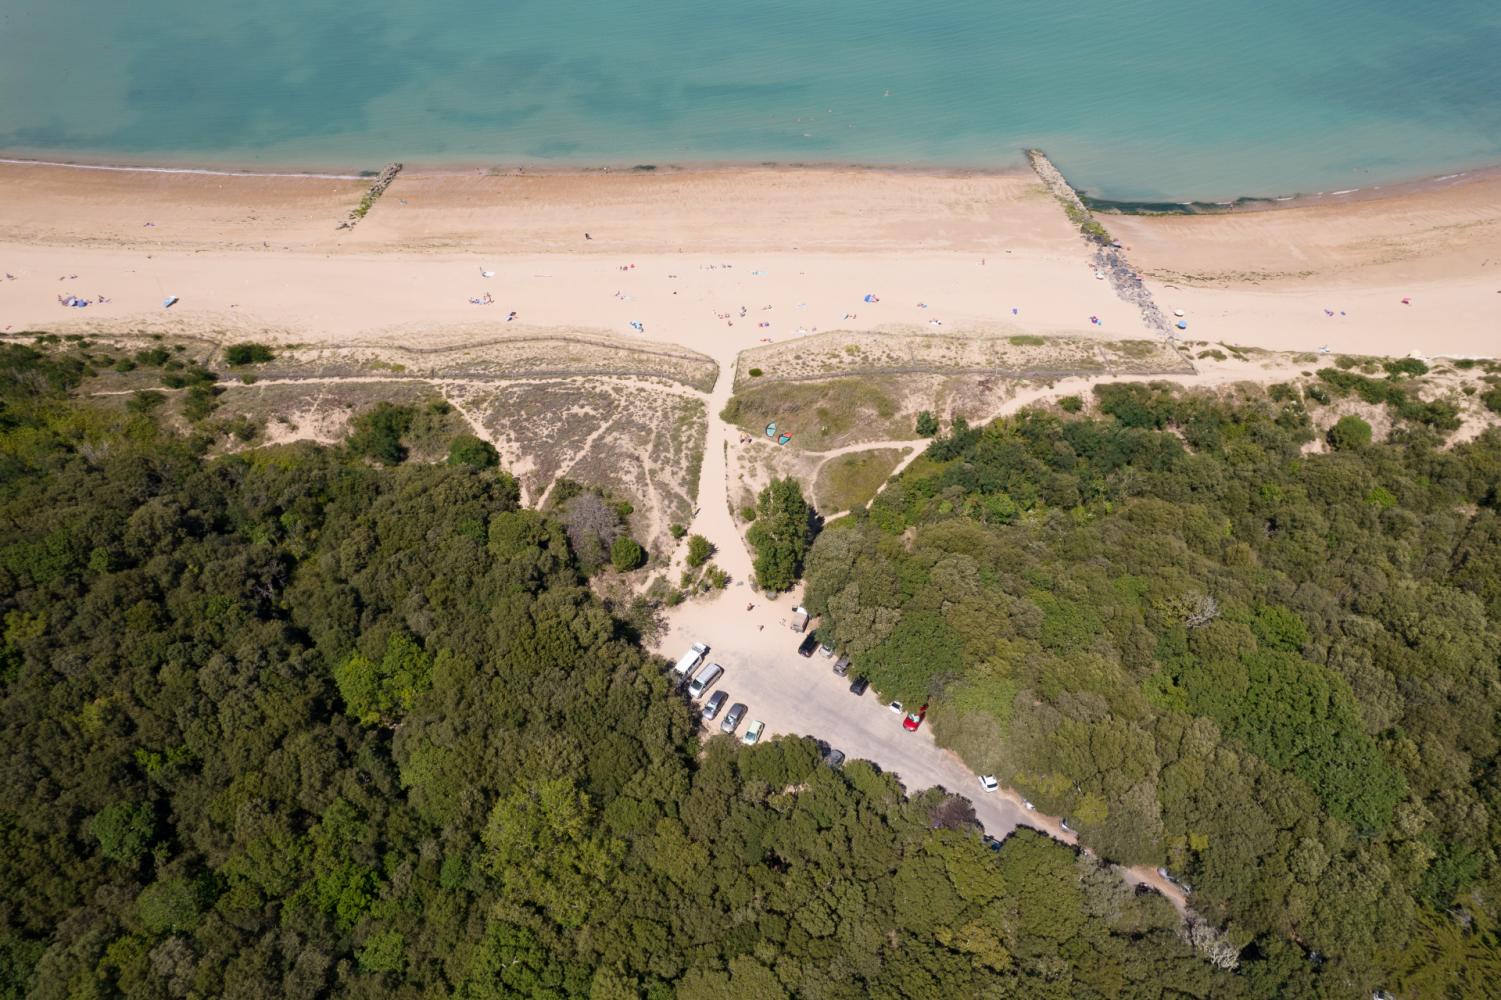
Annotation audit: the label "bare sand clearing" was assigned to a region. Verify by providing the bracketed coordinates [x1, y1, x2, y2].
[1, 159, 1496, 362]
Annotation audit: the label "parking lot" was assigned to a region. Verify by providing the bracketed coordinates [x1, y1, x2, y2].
[657, 585, 1043, 841]
[655, 584, 1190, 910]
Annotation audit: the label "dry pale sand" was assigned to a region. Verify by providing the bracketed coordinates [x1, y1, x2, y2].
[0, 159, 1496, 360]
[1108, 170, 1501, 357]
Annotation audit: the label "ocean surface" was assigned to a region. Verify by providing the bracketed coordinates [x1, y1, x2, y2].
[2, 0, 1498, 201]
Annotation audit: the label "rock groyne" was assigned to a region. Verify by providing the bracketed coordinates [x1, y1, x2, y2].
[337, 161, 403, 230]
[1026, 149, 1176, 342]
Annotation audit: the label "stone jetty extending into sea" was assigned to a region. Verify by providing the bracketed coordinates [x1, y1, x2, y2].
[1027, 149, 1175, 341]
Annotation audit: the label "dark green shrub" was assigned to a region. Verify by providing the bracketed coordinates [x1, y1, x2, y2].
[1328, 415, 1372, 450]
[223, 342, 275, 365]
[1383, 357, 1429, 378]
[348, 403, 415, 465]
[447, 434, 499, 469]
[182, 384, 220, 422]
[610, 536, 645, 572]
[686, 534, 714, 568]
[127, 390, 166, 414]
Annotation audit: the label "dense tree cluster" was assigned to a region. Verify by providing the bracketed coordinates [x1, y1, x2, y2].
[806, 379, 1501, 992]
[0, 343, 1244, 998]
[747, 477, 816, 592]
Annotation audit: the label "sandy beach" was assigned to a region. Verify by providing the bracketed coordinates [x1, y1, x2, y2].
[3, 159, 1496, 359]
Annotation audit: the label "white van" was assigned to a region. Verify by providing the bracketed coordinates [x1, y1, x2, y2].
[687, 661, 723, 698]
[672, 642, 709, 682]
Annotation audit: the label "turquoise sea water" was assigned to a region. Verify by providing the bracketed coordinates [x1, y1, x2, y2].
[2, 0, 1498, 200]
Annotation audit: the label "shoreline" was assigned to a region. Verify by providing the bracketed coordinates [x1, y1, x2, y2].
[5, 149, 1501, 216]
[0, 152, 1035, 184]
[1081, 162, 1501, 217]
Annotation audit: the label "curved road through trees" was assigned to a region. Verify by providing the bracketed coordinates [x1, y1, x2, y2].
[658, 356, 1218, 913]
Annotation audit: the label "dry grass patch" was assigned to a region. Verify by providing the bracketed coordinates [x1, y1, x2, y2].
[735, 329, 1189, 387]
[815, 448, 910, 513]
[723, 377, 905, 451]
[456, 379, 705, 556]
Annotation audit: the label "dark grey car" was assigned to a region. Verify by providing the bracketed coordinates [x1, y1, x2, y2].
[702, 690, 728, 721]
[721, 702, 747, 733]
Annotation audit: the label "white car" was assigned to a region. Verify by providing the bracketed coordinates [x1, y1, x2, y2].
[672, 642, 709, 682]
[741, 720, 765, 745]
[1022, 799, 1035, 811]
[978, 775, 999, 792]
[887, 700, 904, 714]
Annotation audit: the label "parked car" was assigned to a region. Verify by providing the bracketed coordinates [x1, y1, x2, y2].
[848, 675, 869, 696]
[1022, 799, 1035, 811]
[687, 661, 723, 698]
[721, 703, 747, 733]
[887, 700, 904, 714]
[1156, 868, 1193, 895]
[819, 642, 835, 659]
[832, 655, 851, 677]
[797, 633, 819, 657]
[1059, 818, 1072, 833]
[902, 704, 928, 731]
[812, 739, 845, 768]
[741, 720, 764, 745]
[673, 642, 709, 682]
[788, 606, 809, 633]
[702, 690, 728, 721]
[982, 835, 1002, 853]
[978, 774, 999, 792]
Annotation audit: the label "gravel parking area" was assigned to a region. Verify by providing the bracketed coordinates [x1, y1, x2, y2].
[657, 584, 1040, 840]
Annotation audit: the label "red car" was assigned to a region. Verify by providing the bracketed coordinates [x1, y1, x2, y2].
[902, 704, 928, 731]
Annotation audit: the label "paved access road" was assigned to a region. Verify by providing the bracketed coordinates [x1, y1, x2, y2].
[661, 587, 1042, 839]
[656, 584, 1189, 911]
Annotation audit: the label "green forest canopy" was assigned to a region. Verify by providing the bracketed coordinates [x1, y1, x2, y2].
[0, 341, 1276, 998]
[806, 378, 1501, 993]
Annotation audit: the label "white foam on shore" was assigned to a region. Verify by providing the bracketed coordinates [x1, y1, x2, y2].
[0, 157, 364, 180]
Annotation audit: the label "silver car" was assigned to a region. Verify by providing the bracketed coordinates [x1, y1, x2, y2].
[721, 702, 747, 733]
[687, 661, 723, 698]
[702, 690, 728, 721]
